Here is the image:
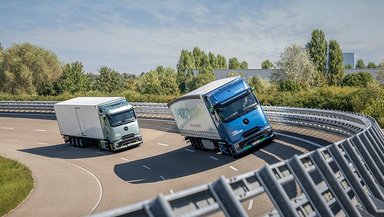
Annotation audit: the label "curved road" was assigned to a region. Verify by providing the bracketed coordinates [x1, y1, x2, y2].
[0, 115, 344, 216]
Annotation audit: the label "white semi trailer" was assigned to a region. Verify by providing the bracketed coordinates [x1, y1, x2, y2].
[54, 97, 143, 151]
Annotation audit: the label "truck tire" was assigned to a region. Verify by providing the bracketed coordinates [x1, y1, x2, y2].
[229, 147, 238, 158]
[78, 138, 84, 148]
[70, 137, 76, 147]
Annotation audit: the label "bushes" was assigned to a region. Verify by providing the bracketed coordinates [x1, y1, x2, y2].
[342, 71, 374, 87]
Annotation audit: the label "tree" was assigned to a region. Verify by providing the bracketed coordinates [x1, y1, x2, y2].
[95, 67, 124, 92]
[208, 52, 219, 69]
[367, 62, 377, 69]
[356, 59, 365, 69]
[261, 60, 274, 69]
[328, 40, 344, 86]
[306, 29, 328, 75]
[137, 66, 179, 95]
[272, 44, 319, 88]
[58, 61, 91, 94]
[228, 57, 241, 69]
[240, 61, 248, 69]
[190, 67, 215, 90]
[192, 47, 203, 68]
[0, 43, 62, 94]
[176, 50, 195, 93]
[343, 72, 374, 87]
[217, 54, 227, 69]
[345, 64, 353, 69]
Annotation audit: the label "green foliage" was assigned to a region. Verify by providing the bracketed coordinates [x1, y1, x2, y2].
[367, 62, 377, 68]
[228, 57, 241, 69]
[95, 66, 124, 93]
[240, 61, 248, 69]
[208, 52, 219, 69]
[227, 72, 244, 78]
[356, 59, 365, 69]
[344, 64, 353, 69]
[261, 59, 274, 69]
[328, 40, 344, 86]
[377, 63, 384, 84]
[247, 76, 270, 94]
[0, 43, 62, 94]
[278, 80, 302, 92]
[216, 54, 227, 69]
[58, 61, 91, 94]
[0, 156, 33, 216]
[176, 49, 195, 93]
[272, 44, 319, 88]
[307, 29, 328, 74]
[191, 67, 215, 90]
[343, 72, 374, 87]
[137, 66, 179, 95]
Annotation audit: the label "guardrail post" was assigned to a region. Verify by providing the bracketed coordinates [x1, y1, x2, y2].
[287, 155, 334, 217]
[351, 135, 384, 186]
[342, 140, 384, 201]
[209, 176, 247, 217]
[257, 166, 299, 217]
[328, 143, 381, 216]
[311, 149, 361, 217]
[144, 194, 175, 217]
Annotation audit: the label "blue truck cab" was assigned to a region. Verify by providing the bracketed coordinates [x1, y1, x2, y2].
[168, 76, 274, 157]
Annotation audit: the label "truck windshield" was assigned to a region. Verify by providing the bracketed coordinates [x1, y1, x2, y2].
[216, 91, 258, 122]
[107, 109, 136, 127]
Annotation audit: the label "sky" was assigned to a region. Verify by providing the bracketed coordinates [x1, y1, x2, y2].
[1, 0, 383, 74]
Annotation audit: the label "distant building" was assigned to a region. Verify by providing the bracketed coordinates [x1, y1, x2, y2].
[343, 53, 355, 68]
[214, 69, 282, 81]
[214, 68, 381, 81]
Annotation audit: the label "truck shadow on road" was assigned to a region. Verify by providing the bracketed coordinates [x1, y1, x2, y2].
[114, 146, 236, 184]
[19, 143, 116, 159]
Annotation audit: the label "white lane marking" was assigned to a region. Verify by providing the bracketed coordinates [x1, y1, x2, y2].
[158, 143, 169, 147]
[230, 166, 238, 171]
[275, 132, 322, 148]
[34, 129, 47, 132]
[184, 148, 195, 153]
[128, 179, 146, 183]
[1, 127, 14, 130]
[6, 139, 18, 142]
[160, 176, 166, 181]
[120, 158, 130, 161]
[209, 156, 219, 161]
[38, 142, 48, 145]
[248, 199, 254, 210]
[170, 189, 174, 194]
[142, 165, 151, 170]
[64, 161, 103, 215]
[259, 149, 284, 161]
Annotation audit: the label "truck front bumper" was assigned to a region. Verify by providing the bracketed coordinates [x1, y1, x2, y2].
[232, 125, 274, 155]
[113, 134, 143, 151]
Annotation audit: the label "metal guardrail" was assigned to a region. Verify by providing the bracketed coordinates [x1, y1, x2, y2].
[1, 101, 383, 216]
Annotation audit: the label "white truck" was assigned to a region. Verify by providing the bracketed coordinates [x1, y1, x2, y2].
[54, 97, 143, 151]
[168, 77, 274, 157]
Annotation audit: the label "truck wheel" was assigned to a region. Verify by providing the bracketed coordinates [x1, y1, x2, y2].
[190, 138, 198, 150]
[229, 147, 238, 158]
[70, 137, 76, 147]
[197, 139, 206, 151]
[78, 138, 84, 148]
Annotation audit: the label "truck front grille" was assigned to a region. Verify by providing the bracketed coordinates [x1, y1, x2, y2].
[242, 127, 260, 139]
[121, 133, 134, 140]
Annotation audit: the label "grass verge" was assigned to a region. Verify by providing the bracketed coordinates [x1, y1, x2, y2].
[0, 156, 33, 216]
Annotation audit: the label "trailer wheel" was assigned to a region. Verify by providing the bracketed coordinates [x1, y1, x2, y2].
[190, 138, 198, 150]
[70, 137, 76, 147]
[78, 138, 84, 148]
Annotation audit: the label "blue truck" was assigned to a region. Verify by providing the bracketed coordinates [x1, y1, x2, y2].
[167, 76, 274, 157]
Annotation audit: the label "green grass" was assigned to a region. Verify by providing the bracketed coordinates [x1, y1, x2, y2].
[0, 156, 33, 216]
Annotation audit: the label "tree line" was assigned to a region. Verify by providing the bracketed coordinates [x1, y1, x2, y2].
[0, 44, 248, 96]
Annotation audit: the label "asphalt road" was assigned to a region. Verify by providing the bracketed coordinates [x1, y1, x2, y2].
[0, 115, 344, 217]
